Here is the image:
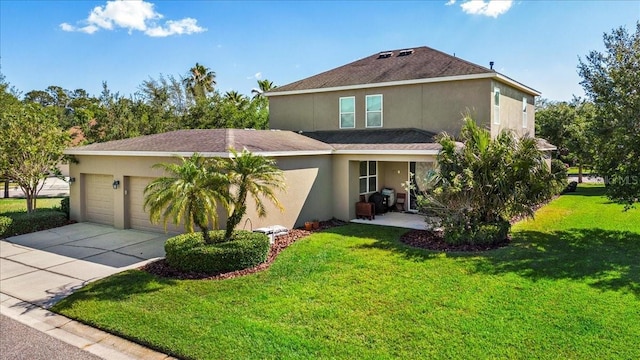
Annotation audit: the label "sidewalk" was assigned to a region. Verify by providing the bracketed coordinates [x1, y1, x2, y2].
[6, 177, 70, 198]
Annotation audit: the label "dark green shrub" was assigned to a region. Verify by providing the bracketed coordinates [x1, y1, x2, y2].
[0, 216, 12, 238]
[551, 159, 569, 194]
[0, 209, 67, 238]
[442, 219, 510, 246]
[60, 197, 70, 219]
[165, 230, 270, 273]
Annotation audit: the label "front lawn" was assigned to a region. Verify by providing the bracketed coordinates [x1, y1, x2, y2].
[0, 198, 62, 214]
[53, 185, 640, 359]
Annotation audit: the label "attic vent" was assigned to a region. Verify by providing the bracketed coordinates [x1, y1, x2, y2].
[398, 49, 414, 56]
[378, 51, 393, 59]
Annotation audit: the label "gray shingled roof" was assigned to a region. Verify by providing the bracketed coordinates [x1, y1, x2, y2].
[66, 129, 334, 154]
[273, 46, 493, 92]
[301, 128, 443, 151]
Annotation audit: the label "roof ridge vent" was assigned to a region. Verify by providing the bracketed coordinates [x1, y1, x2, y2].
[378, 51, 393, 59]
[398, 49, 414, 56]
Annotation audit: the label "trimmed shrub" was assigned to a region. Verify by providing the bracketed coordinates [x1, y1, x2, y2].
[442, 220, 510, 246]
[60, 197, 70, 219]
[551, 159, 569, 194]
[0, 216, 12, 238]
[165, 230, 270, 273]
[0, 210, 68, 238]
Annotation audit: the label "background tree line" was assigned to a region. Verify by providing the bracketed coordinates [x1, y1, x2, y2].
[3, 63, 275, 146]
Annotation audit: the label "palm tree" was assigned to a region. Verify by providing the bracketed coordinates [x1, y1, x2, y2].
[251, 79, 277, 100]
[183, 63, 216, 100]
[223, 148, 285, 240]
[224, 90, 248, 108]
[144, 153, 228, 244]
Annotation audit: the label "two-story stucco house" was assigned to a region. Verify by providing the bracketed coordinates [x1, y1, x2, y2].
[66, 46, 547, 232]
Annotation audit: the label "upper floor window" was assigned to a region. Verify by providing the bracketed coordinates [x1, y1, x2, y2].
[522, 97, 528, 128]
[493, 88, 500, 125]
[359, 161, 377, 194]
[339, 96, 355, 128]
[366, 94, 383, 128]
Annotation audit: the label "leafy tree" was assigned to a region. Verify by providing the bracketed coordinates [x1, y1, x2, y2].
[578, 22, 640, 206]
[223, 148, 285, 240]
[0, 103, 70, 212]
[536, 98, 595, 182]
[416, 118, 561, 245]
[183, 63, 216, 100]
[144, 154, 229, 244]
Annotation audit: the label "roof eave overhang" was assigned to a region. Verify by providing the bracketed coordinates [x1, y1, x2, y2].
[266, 73, 541, 97]
[333, 149, 440, 155]
[63, 150, 334, 158]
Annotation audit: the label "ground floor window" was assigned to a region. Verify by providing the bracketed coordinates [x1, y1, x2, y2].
[359, 161, 377, 194]
[409, 161, 435, 212]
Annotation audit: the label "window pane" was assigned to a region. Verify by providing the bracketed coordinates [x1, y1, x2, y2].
[340, 97, 354, 113]
[494, 89, 500, 106]
[360, 161, 367, 176]
[366, 95, 381, 111]
[367, 112, 382, 127]
[359, 178, 367, 194]
[369, 177, 376, 192]
[341, 113, 354, 128]
[522, 97, 527, 112]
[369, 161, 376, 175]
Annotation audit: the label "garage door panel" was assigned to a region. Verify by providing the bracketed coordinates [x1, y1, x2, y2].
[128, 177, 182, 234]
[84, 174, 114, 225]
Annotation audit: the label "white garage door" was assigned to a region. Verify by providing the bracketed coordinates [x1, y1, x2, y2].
[128, 177, 182, 234]
[84, 174, 114, 225]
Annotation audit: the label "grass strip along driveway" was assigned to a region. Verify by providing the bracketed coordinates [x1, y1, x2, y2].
[53, 185, 639, 359]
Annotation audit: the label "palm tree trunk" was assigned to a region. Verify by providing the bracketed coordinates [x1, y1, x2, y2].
[200, 225, 211, 244]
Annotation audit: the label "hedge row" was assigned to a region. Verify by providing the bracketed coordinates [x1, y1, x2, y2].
[0, 209, 68, 239]
[165, 230, 270, 273]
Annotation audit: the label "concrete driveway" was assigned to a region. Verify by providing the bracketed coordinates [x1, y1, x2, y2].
[0, 223, 170, 308]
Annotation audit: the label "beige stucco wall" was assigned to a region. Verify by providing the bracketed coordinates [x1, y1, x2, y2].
[331, 154, 436, 221]
[70, 154, 333, 232]
[491, 80, 536, 138]
[69, 155, 178, 229]
[269, 79, 493, 136]
[240, 155, 333, 229]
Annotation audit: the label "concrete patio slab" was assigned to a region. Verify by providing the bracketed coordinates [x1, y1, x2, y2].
[6, 249, 75, 269]
[82, 251, 146, 268]
[66, 230, 159, 251]
[116, 237, 167, 259]
[0, 258, 38, 280]
[0, 241, 31, 257]
[47, 260, 118, 281]
[1, 270, 82, 308]
[43, 244, 108, 259]
[351, 212, 429, 230]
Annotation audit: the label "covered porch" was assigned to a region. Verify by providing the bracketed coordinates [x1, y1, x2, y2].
[350, 211, 429, 230]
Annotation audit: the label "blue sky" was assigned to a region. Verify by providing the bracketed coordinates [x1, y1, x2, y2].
[1, 1, 637, 101]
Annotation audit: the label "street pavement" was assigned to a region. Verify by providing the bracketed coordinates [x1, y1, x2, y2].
[1, 314, 101, 360]
[5, 177, 70, 198]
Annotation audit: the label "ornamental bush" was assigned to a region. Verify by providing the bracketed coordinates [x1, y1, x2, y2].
[0, 209, 67, 238]
[165, 230, 270, 273]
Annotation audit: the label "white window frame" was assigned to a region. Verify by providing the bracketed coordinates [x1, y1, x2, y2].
[339, 96, 355, 129]
[493, 88, 500, 125]
[359, 161, 377, 195]
[522, 96, 528, 128]
[365, 94, 383, 128]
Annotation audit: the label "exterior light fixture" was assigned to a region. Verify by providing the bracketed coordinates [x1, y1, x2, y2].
[112, 180, 120, 189]
[68, 177, 76, 184]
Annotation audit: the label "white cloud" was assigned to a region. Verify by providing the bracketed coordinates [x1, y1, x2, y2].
[460, 0, 513, 18]
[445, 0, 456, 6]
[60, 0, 206, 37]
[255, 72, 262, 80]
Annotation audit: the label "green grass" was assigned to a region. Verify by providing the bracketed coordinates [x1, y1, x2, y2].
[0, 198, 63, 214]
[567, 166, 595, 176]
[53, 185, 640, 359]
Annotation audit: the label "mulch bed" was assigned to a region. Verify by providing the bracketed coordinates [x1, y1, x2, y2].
[399, 229, 510, 252]
[140, 219, 347, 280]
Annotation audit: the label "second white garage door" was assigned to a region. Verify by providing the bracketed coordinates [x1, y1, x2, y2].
[84, 174, 114, 226]
[128, 177, 182, 234]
